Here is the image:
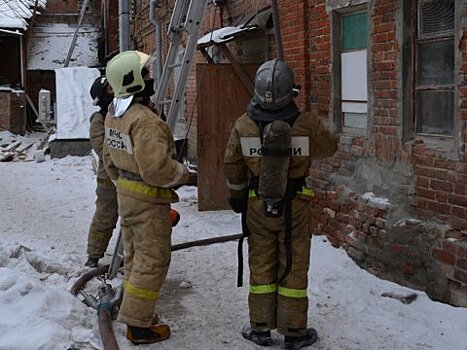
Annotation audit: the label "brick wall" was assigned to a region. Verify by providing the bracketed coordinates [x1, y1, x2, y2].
[304, 0, 467, 306]
[107, 1, 119, 54]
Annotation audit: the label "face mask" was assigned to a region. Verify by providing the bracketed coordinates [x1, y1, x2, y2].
[135, 79, 155, 98]
[99, 94, 114, 110]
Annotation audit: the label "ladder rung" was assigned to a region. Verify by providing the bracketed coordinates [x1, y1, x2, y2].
[158, 99, 173, 105]
[168, 62, 182, 69]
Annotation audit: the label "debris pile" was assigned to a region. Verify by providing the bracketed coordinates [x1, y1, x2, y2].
[0, 129, 53, 162]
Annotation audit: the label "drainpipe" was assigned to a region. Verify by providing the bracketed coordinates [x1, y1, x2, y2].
[119, 0, 130, 51]
[101, 0, 108, 57]
[150, 0, 163, 90]
[20, 36, 25, 88]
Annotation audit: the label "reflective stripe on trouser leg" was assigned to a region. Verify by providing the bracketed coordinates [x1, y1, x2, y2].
[117, 194, 172, 328]
[247, 198, 283, 331]
[277, 196, 311, 337]
[87, 180, 119, 258]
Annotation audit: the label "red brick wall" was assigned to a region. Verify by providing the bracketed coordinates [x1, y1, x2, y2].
[370, 0, 399, 162]
[43, 0, 100, 14]
[303, 0, 467, 306]
[107, 1, 119, 54]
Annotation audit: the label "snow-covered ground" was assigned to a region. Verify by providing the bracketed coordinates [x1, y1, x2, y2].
[0, 130, 466, 350]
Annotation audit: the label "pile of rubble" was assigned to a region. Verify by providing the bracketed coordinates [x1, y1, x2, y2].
[0, 129, 52, 162]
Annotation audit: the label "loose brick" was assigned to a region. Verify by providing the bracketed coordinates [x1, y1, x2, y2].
[432, 249, 456, 265]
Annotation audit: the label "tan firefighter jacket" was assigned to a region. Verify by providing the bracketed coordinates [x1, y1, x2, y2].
[90, 111, 112, 181]
[224, 112, 338, 199]
[103, 102, 189, 204]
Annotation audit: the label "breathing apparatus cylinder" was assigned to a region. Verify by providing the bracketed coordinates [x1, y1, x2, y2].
[258, 120, 292, 216]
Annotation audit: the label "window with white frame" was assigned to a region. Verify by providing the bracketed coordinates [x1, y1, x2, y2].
[415, 0, 454, 136]
[341, 11, 368, 131]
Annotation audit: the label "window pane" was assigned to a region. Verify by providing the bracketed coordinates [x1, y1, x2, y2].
[343, 112, 367, 129]
[343, 12, 368, 51]
[417, 40, 454, 86]
[419, 0, 454, 38]
[341, 50, 368, 101]
[416, 90, 453, 135]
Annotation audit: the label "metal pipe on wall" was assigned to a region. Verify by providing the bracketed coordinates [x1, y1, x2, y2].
[150, 0, 163, 88]
[119, 0, 130, 51]
[101, 0, 108, 57]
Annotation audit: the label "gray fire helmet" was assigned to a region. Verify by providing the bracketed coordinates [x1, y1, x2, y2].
[253, 59, 294, 110]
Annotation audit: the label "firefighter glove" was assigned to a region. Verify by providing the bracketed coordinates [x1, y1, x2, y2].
[228, 197, 247, 214]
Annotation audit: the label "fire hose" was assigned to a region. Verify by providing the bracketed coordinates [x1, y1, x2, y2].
[70, 233, 244, 350]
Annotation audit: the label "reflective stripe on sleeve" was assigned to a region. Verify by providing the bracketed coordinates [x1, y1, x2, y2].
[278, 286, 307, 298]
[124, 280, 160, 300]
[117, 178, 174, 198]
[249, 283, 277, 294]
[297, 187, 315, 197]
[226, 180, 248, 191]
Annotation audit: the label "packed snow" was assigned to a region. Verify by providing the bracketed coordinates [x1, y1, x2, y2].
[0, 130, 466, 350]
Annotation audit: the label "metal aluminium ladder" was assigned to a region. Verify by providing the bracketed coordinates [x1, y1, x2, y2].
[154, 0, 208, 132]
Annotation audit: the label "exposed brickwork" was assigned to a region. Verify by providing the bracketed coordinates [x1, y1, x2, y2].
[306, 0, 467, 306]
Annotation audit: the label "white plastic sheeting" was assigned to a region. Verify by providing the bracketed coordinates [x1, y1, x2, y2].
[55, 67, 100, 139]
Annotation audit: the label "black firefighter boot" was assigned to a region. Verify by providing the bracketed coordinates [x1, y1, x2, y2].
[84, 257, 99, 268]
[126, 324, 171, 345]
[241, 325, 272, 346]
[283, 328, 318, 350]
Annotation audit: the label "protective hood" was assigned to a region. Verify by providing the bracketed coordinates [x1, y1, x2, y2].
[109, 95, 134, 118]
[247, 98, 300, 123]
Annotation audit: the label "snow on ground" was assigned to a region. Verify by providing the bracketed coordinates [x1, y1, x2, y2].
[0, 131, 466, 350]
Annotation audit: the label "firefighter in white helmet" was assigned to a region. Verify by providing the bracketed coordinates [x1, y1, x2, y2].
[224, 59, 339, 350]
[103, 50, 189, 345]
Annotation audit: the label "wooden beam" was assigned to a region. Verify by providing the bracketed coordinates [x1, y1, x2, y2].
[218, 44, 254, 96]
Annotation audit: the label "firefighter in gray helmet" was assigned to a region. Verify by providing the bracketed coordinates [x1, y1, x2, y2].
[85, 76, 119, 268]
[224, 59, 338, 350]
[103, 50, 189, 345]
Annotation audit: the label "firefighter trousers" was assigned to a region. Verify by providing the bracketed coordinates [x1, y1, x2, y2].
[116, 193, 172, 328]
[87, 177, 119, 258]
[247, 194, 312, 337]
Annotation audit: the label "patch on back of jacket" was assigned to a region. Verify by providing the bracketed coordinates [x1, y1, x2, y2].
[105, 127, 134, 154]
[240, 136, 309, 157]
